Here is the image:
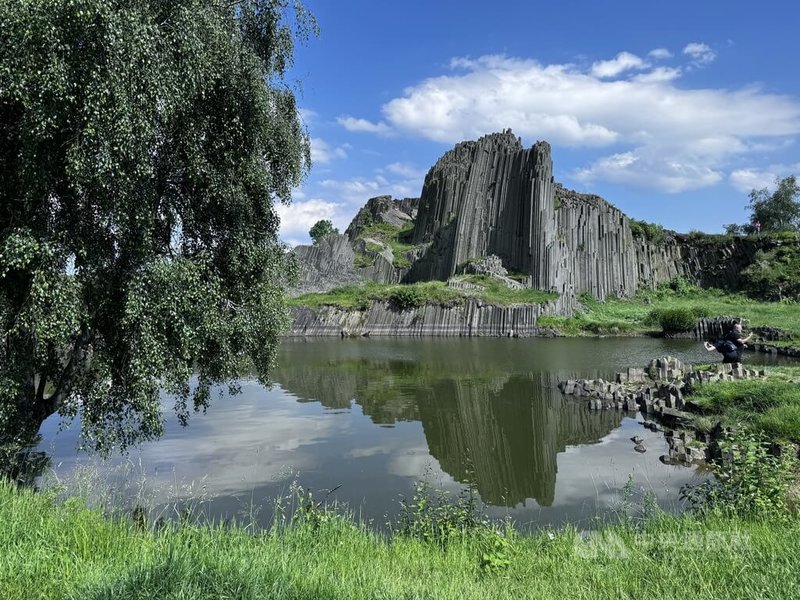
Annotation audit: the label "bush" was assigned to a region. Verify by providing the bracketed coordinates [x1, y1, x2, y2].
[648, 307, 697, 333]
[741, 246, 800, 302]
[388, 286, 424, 310]
[629, 219, 666, 243]
[681, 427, 797, 519]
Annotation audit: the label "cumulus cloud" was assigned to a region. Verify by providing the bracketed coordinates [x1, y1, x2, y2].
[648, 48, 673, 60]
[729, 163, 800, 193]
[320, 176, 418, 204]
[310, 137, 347, 165]
[385, 162, 427, 179]
[631, 67, 682, 83]
[337, 53, 800, 193]
[276, 198, 340, 241]
[590, 51, 648, 78]
[683, 42, 716, 66]
[337, 116, 392, 135]
[575, 148, 724, 193]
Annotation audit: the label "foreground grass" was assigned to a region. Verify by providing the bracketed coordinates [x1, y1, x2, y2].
[2, 481, 800, 599]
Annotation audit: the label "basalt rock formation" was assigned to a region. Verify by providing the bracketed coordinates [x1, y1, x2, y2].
[290, 130, 793, 333]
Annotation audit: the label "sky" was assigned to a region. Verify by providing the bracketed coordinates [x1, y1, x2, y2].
[277, 0, 800, 246]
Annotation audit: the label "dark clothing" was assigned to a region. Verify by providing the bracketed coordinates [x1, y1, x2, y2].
[713, 339, 740, 363]
[723, 330, 744, 363]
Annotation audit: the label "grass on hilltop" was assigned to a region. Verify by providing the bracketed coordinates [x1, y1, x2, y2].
[290, 278, 558, 311]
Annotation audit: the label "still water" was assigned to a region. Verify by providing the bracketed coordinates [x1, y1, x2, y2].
[36, 337, 787, 529]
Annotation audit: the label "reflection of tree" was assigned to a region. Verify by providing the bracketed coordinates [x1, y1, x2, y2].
[1, 441, 50, 489]
[273, 340, 624, 508]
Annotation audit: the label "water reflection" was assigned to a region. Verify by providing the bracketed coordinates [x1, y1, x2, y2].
[34, 337, 786, 527]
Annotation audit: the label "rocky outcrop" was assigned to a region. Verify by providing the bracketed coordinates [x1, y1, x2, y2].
[291, 234, 364, 295]
[290, 131, 800, 333]
[345, 195, 420, 241]
[290, 297, 565, 337]
[558, 356, 765, 414]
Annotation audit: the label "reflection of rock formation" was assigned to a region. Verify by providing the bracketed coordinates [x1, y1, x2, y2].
[273, 340, 623, 507]
[417, 373, 620, 507]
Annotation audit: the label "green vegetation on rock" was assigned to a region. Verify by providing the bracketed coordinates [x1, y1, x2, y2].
[629, 219, 666, 243]
[290, 279, 558, 311]
[356, 222, 417, 269]
[540, 278, 800, 338]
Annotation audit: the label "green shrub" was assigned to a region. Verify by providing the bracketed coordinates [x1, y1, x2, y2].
[681, 427, 797, 519]
[648, 307, 696, 333]
[388, 286, 424, 310]
[353, 253, 374, 268]
[629, 219, 666, 243]
[741, 245, 800, 302]
[395, 479, 488, 547]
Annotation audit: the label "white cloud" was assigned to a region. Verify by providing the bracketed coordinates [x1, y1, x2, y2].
[320, 176, 418, 204]
[590, 51, 648, 78]
[343, 53, 800, 193]
[276, 198, 340, 240]
[310, 137, 347, 165]
[683, 42, 716, 65]
[648, 48, 673, 60]
[729, 163, 800, 193]
[575, 148, 724, 193]
[631, 67, 681, 83]
[385, 162, 427, 179]
[299, 107, 318, 124]
[337, 116, 392, 135]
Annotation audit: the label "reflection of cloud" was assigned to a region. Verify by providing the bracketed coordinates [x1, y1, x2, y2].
[346, 445, 391, 459]
[551, 418, 706, 511]
[39, 383, 352, 505]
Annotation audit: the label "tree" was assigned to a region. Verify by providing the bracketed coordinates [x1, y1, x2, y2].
[748, 175, 800, 233]
[309, 219, 338, 244]
[0, 0, 316, 454]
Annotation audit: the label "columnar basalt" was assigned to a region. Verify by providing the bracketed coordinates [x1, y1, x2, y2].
[290, 131, 798, 334]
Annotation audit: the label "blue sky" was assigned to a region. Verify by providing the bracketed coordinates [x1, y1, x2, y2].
[278, 0, 800, 246]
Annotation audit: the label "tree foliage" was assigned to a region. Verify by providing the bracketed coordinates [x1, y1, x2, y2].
[0, 0, 316, 453]
[309, 219, 338, 244]
[747, 175, 800, 233]
[741, 245, 800, 302]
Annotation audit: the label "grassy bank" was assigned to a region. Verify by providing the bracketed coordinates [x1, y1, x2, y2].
[1, 480, 799, 599]
[289, 279, 557, 311]
[291, 277, 797, 339]
[539, 282, 800, 337]
[688, 366, 800, 442]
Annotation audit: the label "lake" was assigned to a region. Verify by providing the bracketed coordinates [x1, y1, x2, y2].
[36, 337, 788, 530]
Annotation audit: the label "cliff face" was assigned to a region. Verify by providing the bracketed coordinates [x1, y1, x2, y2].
[407, 131, 644, 300]
[292, 130, 777, 313]
[409, 131, 558, 289]
[290, 297, 566, 337]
